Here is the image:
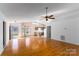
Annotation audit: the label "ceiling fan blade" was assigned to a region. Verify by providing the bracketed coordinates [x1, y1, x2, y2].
[49, 17, 55, 19]
[40, 16, 46, 18]
[49, 15, 54, 18]
[41, 16, 49, 18]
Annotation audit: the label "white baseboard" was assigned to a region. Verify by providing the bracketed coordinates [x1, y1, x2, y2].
[52, 38, 79, 46]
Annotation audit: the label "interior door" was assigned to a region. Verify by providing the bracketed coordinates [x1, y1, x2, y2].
[9, 25, 11, 40]
[3, 21, 6, 48]
[47, 26, 51, 39]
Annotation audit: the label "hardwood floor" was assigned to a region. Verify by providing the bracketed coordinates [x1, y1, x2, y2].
[1, 36, 79, 56]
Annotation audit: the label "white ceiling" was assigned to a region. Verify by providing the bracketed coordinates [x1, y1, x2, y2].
[0, 3, 79, 21]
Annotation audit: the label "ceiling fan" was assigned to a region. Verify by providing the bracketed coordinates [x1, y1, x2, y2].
[41, 7, 55, 21]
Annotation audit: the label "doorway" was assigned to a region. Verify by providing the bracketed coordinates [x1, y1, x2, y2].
[9, 23, 31, 40]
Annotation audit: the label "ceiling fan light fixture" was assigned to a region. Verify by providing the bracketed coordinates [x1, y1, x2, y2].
[46, 18, 48, 21]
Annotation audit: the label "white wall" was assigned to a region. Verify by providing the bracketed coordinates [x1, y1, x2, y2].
[6, 22, 9, 46]
[0, 21, 3, 54]
[51, 18, 79, 45]
[0, 12, 5, 55]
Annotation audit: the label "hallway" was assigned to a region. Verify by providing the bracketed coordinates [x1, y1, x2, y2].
[1, 36, 79, 56]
